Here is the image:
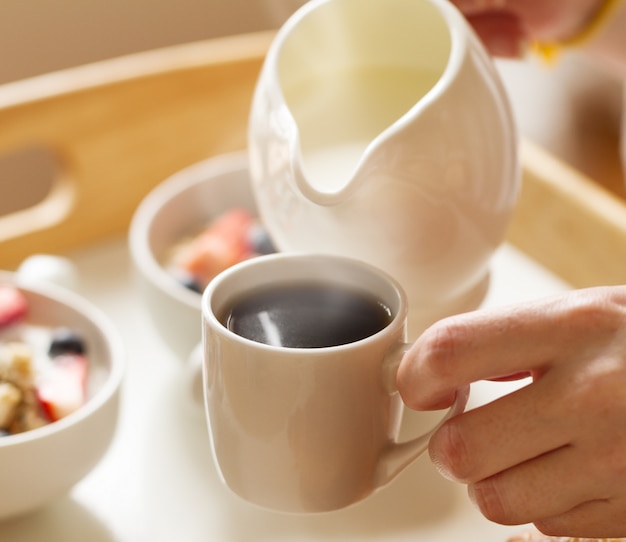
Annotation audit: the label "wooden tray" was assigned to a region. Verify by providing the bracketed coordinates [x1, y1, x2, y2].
[1, 30, 625, 289]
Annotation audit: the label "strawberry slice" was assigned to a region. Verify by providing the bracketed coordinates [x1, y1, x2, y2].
[178, 208, 256, 286]
[0, 285, 28, 328]
[208, 208, 255, 248]
[36, 354, 88, 421]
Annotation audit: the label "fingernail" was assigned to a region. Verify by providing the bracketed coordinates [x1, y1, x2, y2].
[467, 484, 479, 508]
[430, 454, 459, 482]
[428, 423, 463, 483]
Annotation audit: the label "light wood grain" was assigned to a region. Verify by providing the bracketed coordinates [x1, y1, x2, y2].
[507, 139, 626, 287]
[0, 32, 273, 268]
[1, 31, 625, 289]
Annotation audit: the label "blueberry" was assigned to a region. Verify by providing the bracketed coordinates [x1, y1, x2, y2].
[173, 271, 203, 294]
[48, 327, 86, 357]
[248, 224, 276, 255]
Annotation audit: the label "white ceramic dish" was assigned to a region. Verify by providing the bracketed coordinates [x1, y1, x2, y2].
[0, 271, 125, 520]
[128, 151, 258, 362]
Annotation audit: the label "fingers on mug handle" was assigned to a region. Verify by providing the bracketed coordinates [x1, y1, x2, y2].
[374, 380, 469, 487]
[383, 341, 471, 412]
[383, 340, 471, 418]
[382, 342, 412, 393]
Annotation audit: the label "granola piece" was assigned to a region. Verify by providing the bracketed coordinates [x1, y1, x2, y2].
[0, 382, 22, 429]
[0, 342, 35, 389]
[0, 341, 48, 434]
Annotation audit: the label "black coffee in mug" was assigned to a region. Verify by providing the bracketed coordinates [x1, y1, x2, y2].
[221, 281, 392, 348]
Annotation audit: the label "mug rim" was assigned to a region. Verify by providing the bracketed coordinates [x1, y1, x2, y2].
[202, 252, 407, 352]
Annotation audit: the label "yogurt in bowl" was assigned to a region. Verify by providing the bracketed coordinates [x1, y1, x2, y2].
[129, 151, 275, 363]
[0, 272, 125, 520]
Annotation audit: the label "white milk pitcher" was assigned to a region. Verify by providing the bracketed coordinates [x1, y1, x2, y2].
[248, 0, 520, 339]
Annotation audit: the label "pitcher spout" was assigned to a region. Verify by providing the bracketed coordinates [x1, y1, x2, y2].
[273, 0, 452, 206]
[290, 138, 372, 206]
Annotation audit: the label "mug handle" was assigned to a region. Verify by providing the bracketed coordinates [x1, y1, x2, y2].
[183, 343, 211, 419]
[376, 343, 469, 488]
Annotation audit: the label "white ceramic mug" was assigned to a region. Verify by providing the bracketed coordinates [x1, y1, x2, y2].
[201, 253, 467, 513]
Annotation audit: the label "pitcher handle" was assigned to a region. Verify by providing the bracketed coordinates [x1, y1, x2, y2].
[376, 343, 470, 488]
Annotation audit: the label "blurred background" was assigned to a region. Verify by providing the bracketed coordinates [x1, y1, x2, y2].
[1, 0, 624, 217]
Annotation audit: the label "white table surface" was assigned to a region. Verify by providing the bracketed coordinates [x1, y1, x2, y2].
[0, 236, 571, 542]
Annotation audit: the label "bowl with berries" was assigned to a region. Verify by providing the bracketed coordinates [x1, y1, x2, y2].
[129, 151, 276, 363]
[0, 273, 124, 520]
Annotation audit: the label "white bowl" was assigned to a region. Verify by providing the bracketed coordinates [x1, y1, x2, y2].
[128, 151, 259, 361]
[0, 271, 125, 520]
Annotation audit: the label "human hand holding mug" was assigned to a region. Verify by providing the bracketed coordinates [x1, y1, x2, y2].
[201, 253, 468, 513]
[397, 286, 626, 537]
